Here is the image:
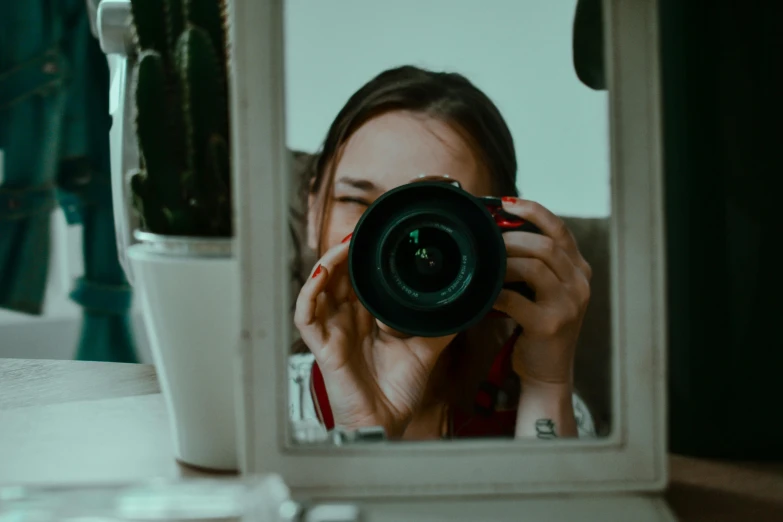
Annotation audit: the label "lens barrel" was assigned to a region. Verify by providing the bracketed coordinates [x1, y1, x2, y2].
[349, 182, 508, 337]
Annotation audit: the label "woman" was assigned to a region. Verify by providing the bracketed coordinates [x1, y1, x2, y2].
[290, 65, 595, 441]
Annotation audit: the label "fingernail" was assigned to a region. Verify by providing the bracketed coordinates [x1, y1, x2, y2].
[341, 233, 353, 243]
[501, 196, 519, 204]
[312, 265, 323, 278]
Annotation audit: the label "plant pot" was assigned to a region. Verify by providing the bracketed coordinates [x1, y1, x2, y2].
[128, 231, 239, 471]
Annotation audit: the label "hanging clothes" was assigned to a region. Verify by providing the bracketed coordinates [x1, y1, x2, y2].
[1, 0, 137, 362]
[0, 0, 72, 314]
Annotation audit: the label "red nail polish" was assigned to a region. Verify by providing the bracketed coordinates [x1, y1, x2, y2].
[312, 265, 322, 278]
[341, 233, 353, 243]
[501, 196, 518, 204]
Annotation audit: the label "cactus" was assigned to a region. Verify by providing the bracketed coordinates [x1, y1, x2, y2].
[163, 0, 185, 62]
[129, 0, 231, 237]
[184, 0, 226, 65]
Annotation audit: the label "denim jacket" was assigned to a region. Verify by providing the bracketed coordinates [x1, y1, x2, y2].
[1, 0, 131, 320]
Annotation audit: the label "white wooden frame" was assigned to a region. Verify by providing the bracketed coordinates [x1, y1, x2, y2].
[230, 0, 666, 499]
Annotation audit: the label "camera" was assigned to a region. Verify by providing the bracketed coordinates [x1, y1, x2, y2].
[348, 180, 540, 337]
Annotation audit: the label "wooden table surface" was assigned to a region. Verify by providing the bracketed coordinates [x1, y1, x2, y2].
[0, 358, 781, 521]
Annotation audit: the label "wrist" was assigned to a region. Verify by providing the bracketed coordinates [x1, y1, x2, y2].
[520, 378, 573, 404]
[514, 378, 578, 439]
[512, 348, 574, 396]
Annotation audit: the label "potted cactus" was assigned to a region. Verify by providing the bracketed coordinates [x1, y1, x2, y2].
[125, 0, 240, 472]
[130, 0, 231, 237]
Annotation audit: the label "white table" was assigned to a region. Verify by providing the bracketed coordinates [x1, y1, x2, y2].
[1, 359, 780, 521]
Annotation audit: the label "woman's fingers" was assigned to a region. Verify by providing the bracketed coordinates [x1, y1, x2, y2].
[500, 197, 591, 279]
[293, 242, 351, 329]
[504, 257, 560, 297]
[329, 255, 355, 303]
[501, 198, 574, 251]
[493, 288, 542, 330]
[323, 239, 354, 302]
[294, 264, 330, 330]
[504, 231, 577, 283]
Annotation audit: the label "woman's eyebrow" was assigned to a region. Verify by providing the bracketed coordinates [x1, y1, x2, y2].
[334, 177, 380, 192]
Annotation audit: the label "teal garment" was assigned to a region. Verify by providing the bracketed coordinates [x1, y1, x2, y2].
[1, 0, 138, 362]
[0, 0, 72, 314]
[63, 9, 137, 363]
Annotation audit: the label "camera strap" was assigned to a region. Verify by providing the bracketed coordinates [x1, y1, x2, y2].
[310, 361, 335, 431]
[474, 325, 524, 416]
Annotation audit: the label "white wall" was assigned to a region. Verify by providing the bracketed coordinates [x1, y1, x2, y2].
[284, 0, 610, 218]
[1, 0, 608, 361]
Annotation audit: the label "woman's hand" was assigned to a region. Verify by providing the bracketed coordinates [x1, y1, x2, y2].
[294, 236, 456, 439]
[493, 198, 592, 389]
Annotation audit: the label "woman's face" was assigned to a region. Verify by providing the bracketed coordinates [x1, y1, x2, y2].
[308, 111, 493, 253]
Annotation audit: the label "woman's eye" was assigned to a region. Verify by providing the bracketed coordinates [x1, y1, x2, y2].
[336, 197, 369, 207]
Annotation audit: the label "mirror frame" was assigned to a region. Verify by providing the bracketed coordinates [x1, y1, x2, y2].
[230, 0, 666, 499]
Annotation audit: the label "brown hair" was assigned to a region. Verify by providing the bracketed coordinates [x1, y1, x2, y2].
[308, 65, 518, 209]
[297, 65, 522, 416]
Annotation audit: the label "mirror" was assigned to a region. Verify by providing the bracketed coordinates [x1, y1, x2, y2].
[232, 0, 666, 499]
[283, 0, 612, 445]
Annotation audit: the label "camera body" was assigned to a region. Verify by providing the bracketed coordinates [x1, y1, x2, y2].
[348, 181, 540, 337]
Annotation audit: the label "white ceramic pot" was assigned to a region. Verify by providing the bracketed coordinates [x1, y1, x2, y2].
[128, 232, 239, 471]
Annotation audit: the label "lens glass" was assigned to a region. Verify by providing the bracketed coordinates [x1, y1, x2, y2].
[392, 226, 463, 293]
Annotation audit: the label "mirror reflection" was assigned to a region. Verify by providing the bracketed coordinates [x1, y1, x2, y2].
[286, 0, 611, 444]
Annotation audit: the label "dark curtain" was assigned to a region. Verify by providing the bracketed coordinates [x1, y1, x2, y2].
[660, 0, 783, 459]
[573, 0, 783, 459]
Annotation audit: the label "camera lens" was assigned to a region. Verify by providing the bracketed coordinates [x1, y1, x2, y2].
[393, 226, 462, 293]
[349, 181, 511, 337]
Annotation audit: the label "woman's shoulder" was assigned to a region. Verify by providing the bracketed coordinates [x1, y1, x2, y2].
[289, 351, 316, 371]
[572, 392, 596, 438]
